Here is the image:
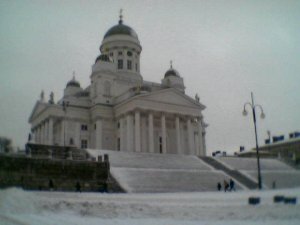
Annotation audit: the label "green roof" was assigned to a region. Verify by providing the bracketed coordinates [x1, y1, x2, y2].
[104, 21, 138, 39]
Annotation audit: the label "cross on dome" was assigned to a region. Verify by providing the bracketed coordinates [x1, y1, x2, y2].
[119, 8, 123, 24]
[72, 71, 76, 80]
[170, 60, 173, 69]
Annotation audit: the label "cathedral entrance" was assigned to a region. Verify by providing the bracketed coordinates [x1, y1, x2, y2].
[159, 136, 162, 153]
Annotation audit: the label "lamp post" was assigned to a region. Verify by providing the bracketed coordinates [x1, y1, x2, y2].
[62, 101, 69, 147]
[243, 92, 265, 190]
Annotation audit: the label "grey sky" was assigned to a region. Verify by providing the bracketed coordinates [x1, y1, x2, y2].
[0, 0, 299, 154]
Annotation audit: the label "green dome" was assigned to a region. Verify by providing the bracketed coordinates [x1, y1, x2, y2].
[164, 68, 180, 78]
[104, 20, 138, 39]
[95, 54, 112, 63]
[66, 77, 80, 88]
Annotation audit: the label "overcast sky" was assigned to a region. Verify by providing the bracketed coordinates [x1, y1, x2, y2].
[0, 0, 299, 154]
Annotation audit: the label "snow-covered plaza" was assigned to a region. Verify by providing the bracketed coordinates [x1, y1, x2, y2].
[1, 187, 299, 225]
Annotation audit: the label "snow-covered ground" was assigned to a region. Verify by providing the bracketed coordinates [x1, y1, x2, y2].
[217, 157, 300, 189]
[1, 188, 299, 225]
[87, 149, 245, 192]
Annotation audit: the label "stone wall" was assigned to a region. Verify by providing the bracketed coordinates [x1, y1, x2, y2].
[0, 154, 112, 192]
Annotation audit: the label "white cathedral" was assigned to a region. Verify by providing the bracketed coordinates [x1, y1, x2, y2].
[28, 14, 207, 156]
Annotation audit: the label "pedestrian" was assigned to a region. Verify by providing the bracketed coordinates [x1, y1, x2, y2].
[224, 180, 229, 192]
[49, 179, 54, 191]
[229, 178, 235, 191]
[76, 181, 81, 193]
[217, 182, 222, 191]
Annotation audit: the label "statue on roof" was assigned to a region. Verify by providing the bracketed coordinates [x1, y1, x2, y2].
[40, 90, 45, 102]
[195, 93, 200, 102]
[49, 91, 54, 104]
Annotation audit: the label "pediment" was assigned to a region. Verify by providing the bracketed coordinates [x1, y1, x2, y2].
[139, 88, 205, 109]
[28, 101, 47, 122]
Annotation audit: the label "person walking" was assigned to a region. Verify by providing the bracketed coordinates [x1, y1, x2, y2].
[76, 181, 81, 193]
[224, 180, 229, 192]
[217, 182, 222, 191]
[229, 178, 235, 191]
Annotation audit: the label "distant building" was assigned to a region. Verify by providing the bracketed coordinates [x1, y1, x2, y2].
[28, 14, 207, 156]
[238, 136, 300, 165]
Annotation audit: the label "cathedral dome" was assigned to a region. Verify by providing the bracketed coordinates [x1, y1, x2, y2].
[66, 76, 80, 88]
[104, 21, 138, 40]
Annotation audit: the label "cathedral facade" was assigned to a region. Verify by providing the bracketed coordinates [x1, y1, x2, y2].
[28, 15, 207, 156]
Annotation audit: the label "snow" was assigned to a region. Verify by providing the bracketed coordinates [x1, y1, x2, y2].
[87, 149, 211, 170]
[218, 157, 293, 171]
[111, 167, 243, 193]
[216, 157, 300, 189]
[87, 149, 242, 192]
[245, 171, 300, 189]
[1, 188, 300, 225]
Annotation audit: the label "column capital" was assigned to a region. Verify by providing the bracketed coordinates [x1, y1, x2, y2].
[145, 109, 155, 115]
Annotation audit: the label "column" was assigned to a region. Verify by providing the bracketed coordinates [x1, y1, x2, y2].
[41, 123, 45, 144]
[60, 120, 65, 146]
[37, 125, 41, 144]
[175, 116, 181, 154]
[120, 117, 125, 151]
[75, 122, 81, 148]
[44, 121, 48, 145]
[126, 113, 134, 151]
[197, 119, 204, 156]
[148, 112, 154, 153]
[187, 118, 194, 155]
[202, 131, 207, 156]
[161, 114, 167, 154]
[96, 119, 102, 149]
[48, 118, 54, 145]
[31, 129, 35, 143]
[135, 111, 141, 152]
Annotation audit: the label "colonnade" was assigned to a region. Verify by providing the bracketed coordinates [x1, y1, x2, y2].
[32, 118, 54, 145]
[116, 110, 205, 155]
[31, 112, 205, 156]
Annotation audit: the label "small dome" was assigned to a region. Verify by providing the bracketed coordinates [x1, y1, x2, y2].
[164, 68, 180, 78]
[104, 19, 138, 40]
[95, 54, 112, 63]
[164, 61, 180, 78]
[66, 76, 80, 88]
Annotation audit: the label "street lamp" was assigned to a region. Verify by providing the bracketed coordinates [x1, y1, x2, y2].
[243, 92, 265, 190]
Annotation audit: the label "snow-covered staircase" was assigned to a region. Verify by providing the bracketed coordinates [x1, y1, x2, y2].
[199, 156, 258, 189]
[217, 157, 300, 189]
[87, 149, 242, 193]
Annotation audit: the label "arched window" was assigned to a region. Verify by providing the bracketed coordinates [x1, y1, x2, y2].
[104, 81, 111, 96]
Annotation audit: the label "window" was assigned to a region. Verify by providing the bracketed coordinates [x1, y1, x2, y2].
[81, 124, 88, 131]
[135, 63, 138, 72]
[118, 51, 123, 56]
[118, 59, 123, 69]
[109, 52, 114, 57]
[127, 60, 132, 70]
[117, 122, 120, 128]
[104, 81, 111, 96]
[69, 138, 74, 145]
[127, 51, 132, 57]
[117, 138, 120, 151]
[94, 124, 96, 130]
[81, 139, 88, 149]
